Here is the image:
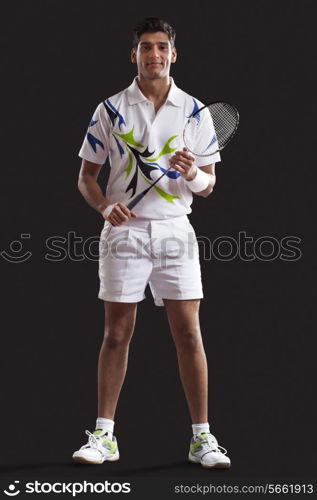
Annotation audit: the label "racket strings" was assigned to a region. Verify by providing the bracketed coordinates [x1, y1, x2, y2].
[207, 102, 239, 150]
[183, 101, 239, 157]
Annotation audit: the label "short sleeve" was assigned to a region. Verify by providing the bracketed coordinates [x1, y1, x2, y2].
[78, 102, 111, 165]
[193, 108, 221, 167]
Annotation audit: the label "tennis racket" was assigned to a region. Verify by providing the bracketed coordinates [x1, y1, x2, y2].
[127, 101, 239, 210]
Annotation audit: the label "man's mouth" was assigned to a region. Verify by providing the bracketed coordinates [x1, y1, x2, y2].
[147, 62, 162, 67]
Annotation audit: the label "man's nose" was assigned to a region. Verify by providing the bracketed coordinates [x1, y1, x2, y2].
[149, 45, 160, 57]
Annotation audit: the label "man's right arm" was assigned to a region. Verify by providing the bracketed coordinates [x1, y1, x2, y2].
[78, 159, 109, 215]
[78, 159, 136, 225]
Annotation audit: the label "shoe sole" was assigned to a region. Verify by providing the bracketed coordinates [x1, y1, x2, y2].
[201, 462, 231, 469]
[188, 457, 231, 469]
[72, 455, 120, 465]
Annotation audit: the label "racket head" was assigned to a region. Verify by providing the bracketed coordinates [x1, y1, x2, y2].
[183, 101, 239, 157]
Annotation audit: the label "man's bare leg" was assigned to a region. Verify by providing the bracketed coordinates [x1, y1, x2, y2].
[164, 299, 208, 423]
[97, 301, 137, 419]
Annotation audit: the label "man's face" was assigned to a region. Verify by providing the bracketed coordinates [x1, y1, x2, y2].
[131, 31, 177, 80]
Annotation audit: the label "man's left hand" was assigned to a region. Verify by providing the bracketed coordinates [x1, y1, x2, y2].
[168, 147, 197, 181]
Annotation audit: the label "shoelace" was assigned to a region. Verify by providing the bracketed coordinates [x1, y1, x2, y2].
[202, 433, 228, 455]
[84, 430, 108, 451]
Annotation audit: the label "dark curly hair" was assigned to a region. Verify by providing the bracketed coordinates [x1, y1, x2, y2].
[132, 17, 176, 48]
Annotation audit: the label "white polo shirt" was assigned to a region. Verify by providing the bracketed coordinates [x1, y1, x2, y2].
[79, 77, 221, 220]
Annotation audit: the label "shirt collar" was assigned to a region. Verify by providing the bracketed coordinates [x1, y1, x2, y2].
[127, 76, 183, 107]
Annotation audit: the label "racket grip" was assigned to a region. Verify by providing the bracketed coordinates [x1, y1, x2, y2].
[127, 192, 146, 210]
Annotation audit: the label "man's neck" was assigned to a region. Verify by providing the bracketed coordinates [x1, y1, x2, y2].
[137, 75, 171, 106]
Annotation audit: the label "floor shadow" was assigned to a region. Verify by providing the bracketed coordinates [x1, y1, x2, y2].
[0, 460, 195, 476]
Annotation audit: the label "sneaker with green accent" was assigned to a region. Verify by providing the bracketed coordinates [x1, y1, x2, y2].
[189, 432, 231, 468]
[72, 429, 119, 464]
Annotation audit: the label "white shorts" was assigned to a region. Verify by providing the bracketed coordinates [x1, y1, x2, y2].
[98, 215, 203, 306]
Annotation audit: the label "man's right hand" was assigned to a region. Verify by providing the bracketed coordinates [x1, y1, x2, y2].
[102, 202, 137, 226]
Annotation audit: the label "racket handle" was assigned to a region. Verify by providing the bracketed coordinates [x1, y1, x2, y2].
[127, 191, 147, 210]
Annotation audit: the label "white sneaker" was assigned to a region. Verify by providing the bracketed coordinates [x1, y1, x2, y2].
[72, 429, 119, 464]
[189, 432, 231, 468]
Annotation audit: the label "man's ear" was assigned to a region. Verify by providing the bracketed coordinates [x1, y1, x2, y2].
[171, 46, 177, 64]
[131, 48, 137, 63]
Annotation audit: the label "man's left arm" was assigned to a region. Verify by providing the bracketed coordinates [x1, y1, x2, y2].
[193, 163, 216, 198]
[169, 148, 216, 198]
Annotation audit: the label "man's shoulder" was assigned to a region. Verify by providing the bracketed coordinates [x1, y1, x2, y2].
[97, 87, 128, 110]
[92, 86, 130, 125]
[104, 86, 130, 105]
[188, 93, 205, 109]
[174, 84, 205, 111]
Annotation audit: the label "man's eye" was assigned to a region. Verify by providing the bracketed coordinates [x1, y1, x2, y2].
[159, 46, 168, 50]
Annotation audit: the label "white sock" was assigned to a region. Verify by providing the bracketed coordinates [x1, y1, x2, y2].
[95, 417, 115, 438]
[192, 422, 210, 436]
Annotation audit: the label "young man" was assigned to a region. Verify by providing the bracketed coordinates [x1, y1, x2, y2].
[72, 17, 231, 469]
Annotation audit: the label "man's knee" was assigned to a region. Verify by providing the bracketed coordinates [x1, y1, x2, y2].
[173, 327, 202, 352]
[103, 301, 137, 349]
[103, 326, 133, 349]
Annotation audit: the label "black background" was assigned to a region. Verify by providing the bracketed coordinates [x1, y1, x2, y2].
[0, 0, 316, 492]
